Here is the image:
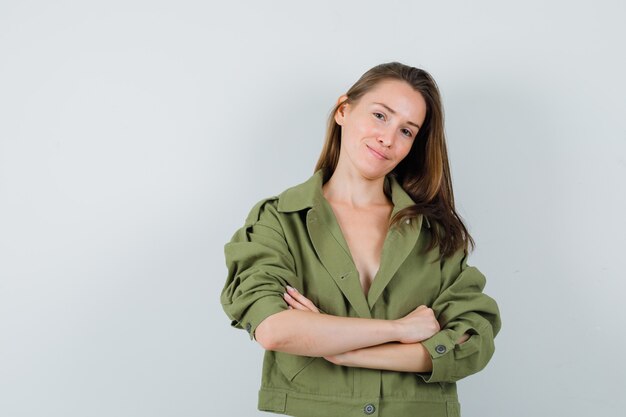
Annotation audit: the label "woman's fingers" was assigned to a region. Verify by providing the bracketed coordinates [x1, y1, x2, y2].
[286, 286, 320, 313]
[283, 292, 308, 310]
[456, 332, 471, 344]
[323, 355, 338, 364]
[395, 304, 441, 343]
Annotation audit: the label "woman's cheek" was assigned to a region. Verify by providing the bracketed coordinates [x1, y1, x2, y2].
[399, 140, 414, 157]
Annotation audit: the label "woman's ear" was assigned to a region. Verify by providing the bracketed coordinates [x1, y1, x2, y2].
[334, 94, 349, 125]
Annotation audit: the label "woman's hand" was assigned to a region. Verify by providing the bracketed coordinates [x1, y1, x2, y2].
[283, 285, 320, 313]
[394, 305, 440, 343]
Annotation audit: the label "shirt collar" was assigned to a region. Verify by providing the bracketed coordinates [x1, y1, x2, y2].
[276, 169, 430, 228]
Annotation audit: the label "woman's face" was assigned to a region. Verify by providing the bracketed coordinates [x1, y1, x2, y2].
[334, 79, 427, 180]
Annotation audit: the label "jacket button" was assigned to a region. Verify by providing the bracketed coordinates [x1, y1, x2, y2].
[245, 323, 252, 333]
[363, 403, 375, 415]
[435, 344, 447, 354]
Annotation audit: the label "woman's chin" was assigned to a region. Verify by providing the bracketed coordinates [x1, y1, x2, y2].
[356, 163, 392, 181]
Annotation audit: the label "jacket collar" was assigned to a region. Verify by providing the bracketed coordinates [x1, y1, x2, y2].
[276, 169, 323, 213]
[277, 169, 430, 228]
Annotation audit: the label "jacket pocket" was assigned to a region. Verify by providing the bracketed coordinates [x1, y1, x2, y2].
[273, 352, 354, 395]
[274, 352, 317, 381]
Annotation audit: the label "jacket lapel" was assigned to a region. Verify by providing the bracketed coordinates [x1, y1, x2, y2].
[366, 215, 423, 308]
[277, 170, 371, 318]
[306, 202, 372, 319]
[367, 175, 424, 307]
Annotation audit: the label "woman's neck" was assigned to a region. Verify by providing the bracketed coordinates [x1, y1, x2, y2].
[322, 164, 391, 209]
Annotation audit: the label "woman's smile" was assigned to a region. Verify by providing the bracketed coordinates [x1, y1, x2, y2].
[366, 144, 389, 160]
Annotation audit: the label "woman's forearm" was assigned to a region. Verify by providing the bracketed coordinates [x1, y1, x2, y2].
[257, 286, 442, 357]
[329, 342, 433, 372]
[255, 309, 401, 357]
[327, 333, 471, 372]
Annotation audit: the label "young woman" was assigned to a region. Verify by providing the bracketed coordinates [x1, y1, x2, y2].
[221, 62, 502, 417]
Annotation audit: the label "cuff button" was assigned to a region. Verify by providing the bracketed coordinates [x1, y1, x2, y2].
[435, 344, 447, 354]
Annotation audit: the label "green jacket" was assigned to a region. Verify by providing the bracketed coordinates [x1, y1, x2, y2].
[221, 169, 501, 417]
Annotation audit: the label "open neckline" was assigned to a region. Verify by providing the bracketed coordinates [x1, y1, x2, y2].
[318, 194, 395, 293]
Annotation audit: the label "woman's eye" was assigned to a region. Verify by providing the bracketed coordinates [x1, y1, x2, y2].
[402, 129, 413, 138]
[373, 112, 385, 120]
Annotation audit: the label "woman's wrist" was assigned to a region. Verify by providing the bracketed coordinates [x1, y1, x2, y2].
[387, 319, 405, 343]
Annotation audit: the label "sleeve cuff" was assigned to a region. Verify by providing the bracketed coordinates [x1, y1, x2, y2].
[417, 329, 457, 383]
[233, 295, 289, 341]
[416, 318, 492, 383]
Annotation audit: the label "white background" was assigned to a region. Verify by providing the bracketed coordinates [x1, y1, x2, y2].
[1, 1, 625, 416]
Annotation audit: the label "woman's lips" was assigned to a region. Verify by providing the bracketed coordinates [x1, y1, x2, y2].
[367, 145, 388, 160]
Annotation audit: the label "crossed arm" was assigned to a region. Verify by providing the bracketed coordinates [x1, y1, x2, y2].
[255, 285, 470, 373]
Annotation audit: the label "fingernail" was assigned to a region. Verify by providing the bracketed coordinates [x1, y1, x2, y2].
[283, 292, 291, 299]
[286, 285, 294, 292]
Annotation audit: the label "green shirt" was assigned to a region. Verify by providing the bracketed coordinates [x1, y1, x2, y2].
[221, 169, 502, 417]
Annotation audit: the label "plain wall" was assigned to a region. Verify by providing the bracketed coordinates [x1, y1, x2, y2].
[1, 1, 625, 416]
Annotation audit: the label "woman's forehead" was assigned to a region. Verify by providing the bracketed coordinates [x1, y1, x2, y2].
[359, 80, 427, 118]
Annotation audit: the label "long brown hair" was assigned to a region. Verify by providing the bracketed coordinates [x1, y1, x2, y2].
[314, 62, 474, 258]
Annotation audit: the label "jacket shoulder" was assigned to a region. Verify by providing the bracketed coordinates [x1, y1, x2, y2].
[244, 195, 281, 227]
[244, 172, 319, 225]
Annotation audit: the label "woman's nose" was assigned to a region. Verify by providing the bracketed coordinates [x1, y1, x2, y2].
[377, 128, 394, 147]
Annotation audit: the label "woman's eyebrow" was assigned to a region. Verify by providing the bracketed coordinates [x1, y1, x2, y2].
[372, 102, 421, 129]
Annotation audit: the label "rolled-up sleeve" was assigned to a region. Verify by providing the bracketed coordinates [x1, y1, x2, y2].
[417, 247, 502, 383]
[220, 198, 297, 341]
